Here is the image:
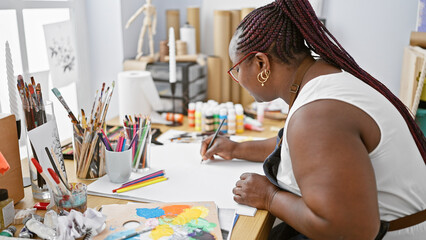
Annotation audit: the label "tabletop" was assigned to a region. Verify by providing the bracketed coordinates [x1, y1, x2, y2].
[15, 115, 284, 239]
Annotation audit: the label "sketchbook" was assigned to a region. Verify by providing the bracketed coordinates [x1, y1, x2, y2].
[87, 142, 265, 216]
[97, 201, 223, 240]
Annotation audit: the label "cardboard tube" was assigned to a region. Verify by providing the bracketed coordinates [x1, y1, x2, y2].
[165, 55, 198, 62]
[410, 31, 426, 48]
[214, 10, 232, 102]
[241, 7, 255, 20]
[207, 56, 222, 102]
[230, 10, 242, 103]
[167, 10, 180, 39]
[187, 6, 201, 53]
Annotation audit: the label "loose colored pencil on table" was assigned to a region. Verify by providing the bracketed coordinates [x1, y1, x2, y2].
[112, 170, 165, 192]
[115, 176, 168, 194]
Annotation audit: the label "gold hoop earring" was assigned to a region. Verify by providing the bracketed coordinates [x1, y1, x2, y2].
[257, 69, 270, 86]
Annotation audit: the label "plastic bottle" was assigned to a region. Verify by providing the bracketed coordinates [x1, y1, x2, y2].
[219, 108, 228, 134]
[204, 108, 214, 133]
[201, 103, 209, 132]
[162, 112, 184, 124]
[227, 108, 236, 135]
[213, 106, 220, 131]
[226, 102, 234, 110]
[0, 189, 14, 230]
[0, 226, 16, 237]
[195, 102, 202, 132]
[235, 104, 245, 134]
[187, 102, 196, 127]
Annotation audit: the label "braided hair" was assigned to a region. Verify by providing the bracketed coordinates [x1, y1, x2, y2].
[236, 0, 426, 162]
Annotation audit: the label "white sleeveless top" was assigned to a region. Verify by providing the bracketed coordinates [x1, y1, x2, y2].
[277, 72, 426, 239]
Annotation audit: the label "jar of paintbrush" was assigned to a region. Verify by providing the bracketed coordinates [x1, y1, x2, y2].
[17, 76, 67, 200]
[52, 82, 115, 179]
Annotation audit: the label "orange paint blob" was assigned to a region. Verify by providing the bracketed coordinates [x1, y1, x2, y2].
[161, 205, 191, 216]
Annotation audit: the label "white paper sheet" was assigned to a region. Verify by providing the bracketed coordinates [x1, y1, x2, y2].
[87, 143, 265, 216]
[27, 120, 63, 184]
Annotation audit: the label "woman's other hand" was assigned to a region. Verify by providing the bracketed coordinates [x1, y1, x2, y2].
[233, 173, 279, 210]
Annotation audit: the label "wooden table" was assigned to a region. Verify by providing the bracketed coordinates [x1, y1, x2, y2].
[16, 116, 284, 239]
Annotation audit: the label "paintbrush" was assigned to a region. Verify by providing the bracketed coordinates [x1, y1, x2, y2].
[51, 88, 84, 134]
[100, 81, 115, 125]
[50, 147, 69, 185]
[45, 147, 71, 191]
[116, 228, 154, 240]
[89, 90, 98, 126]
[81, 109, 87, 128]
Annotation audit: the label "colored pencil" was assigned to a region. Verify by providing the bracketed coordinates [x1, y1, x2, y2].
[112, 175, 165, 193]
[119, 170, 165, 188]
[115, 177, 168, 193]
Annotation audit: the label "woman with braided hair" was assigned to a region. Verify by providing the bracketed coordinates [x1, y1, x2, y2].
[200, 0, 426, 239]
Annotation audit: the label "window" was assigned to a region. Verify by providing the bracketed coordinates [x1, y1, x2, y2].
[0, 0, 80, 156]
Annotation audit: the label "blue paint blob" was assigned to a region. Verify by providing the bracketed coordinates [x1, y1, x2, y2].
[105, 229, 139, 240]
[136, 207, 165, 219]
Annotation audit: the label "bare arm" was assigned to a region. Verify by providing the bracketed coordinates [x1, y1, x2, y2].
[234, 100, 381, 239]
[200, 135, 276, 162]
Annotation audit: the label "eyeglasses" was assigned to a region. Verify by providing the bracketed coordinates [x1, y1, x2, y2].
[228, 51, 263, 83]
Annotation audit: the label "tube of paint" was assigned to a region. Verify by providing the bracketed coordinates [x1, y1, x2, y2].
[18, 224, 34, 238]
[24, 217, 56, 240]
[0, 226, 16, 237]
[244, 123, 264, 132]
[244, 116, 262, 127]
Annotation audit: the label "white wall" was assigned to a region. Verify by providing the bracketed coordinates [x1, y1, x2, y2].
[322, 0, 417, 94]
[86, 0, 417, 118]
[85, 0, 124, 119]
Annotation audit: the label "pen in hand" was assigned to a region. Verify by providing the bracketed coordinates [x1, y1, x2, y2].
[201, 118, 226, 163]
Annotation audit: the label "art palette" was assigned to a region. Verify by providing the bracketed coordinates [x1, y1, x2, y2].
[97, 201, 223, 240]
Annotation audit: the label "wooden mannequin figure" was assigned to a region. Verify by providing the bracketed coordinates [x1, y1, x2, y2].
[125, 0, 157, 60]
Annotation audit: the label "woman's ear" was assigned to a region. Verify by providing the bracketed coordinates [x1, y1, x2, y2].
[254, 52, 270, 71]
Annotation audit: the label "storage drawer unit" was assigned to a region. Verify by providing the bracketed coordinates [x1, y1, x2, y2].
[146, 62, 207, 114]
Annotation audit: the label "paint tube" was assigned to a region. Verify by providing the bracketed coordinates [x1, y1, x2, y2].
[18, 225, 34, 238]
[24, 217, 56, 240]
[244, 116, 262, 127]
[244, 123, 264, 132]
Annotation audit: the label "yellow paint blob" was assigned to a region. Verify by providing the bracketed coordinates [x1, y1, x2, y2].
[192, 206, 209, 218]
[150, 224, 174, 240]
[171, 206, 209, 225]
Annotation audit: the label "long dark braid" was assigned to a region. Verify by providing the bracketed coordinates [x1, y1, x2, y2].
[237, 0, 426, 162]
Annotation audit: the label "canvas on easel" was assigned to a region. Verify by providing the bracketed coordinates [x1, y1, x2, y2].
[97, 201, 223, 240]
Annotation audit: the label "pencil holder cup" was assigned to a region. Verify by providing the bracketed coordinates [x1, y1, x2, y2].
[72, 127, 106, 179]
[24, 101, 67, 200]
[52, 183, 87, 214]
[124, 125, 152, 172]
[105, 143, 132, 183]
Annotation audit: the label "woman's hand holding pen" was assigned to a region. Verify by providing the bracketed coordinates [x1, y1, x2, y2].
[200, 135, 237, 161]
[232, 173, 279, 211]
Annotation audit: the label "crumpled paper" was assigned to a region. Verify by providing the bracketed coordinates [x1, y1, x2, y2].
[47, 208, 106, 240]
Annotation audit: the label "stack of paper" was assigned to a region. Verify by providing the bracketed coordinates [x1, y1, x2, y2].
[87, 142, 264, 216]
